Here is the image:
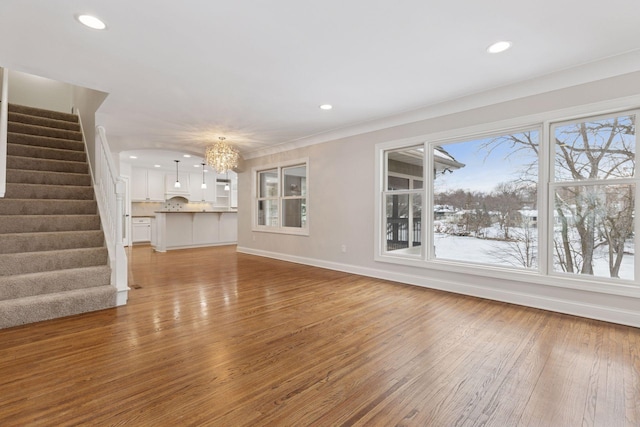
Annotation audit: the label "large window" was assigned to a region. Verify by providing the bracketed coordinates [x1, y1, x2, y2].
[551, 113, 636, 280]
[377, 109, 638, 286]
[254, 160, 308, 234]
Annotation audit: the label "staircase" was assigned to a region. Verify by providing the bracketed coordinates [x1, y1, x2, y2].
[0, 104, 116, 329]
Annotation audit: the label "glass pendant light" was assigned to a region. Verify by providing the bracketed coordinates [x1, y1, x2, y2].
[174, 160, 181, 188]
[201, 163, 207, 189]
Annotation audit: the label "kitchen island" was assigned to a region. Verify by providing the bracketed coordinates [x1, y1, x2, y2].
[152, 210, 237, 252]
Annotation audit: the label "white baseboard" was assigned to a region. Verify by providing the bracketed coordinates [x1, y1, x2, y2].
[237, 246, 640, 328]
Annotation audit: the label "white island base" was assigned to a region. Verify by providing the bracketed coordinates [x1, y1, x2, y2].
[153, 211, 237, 252]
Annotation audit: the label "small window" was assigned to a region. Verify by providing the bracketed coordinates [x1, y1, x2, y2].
[254, 160, 308, 234]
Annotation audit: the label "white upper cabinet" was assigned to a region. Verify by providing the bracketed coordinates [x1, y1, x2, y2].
[131, 168, 165, 202]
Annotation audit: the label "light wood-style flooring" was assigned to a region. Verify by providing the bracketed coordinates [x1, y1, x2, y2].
[1, 244, 639, 426]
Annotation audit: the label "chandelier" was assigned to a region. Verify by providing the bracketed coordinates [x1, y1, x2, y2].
[205, 137, 239, 173]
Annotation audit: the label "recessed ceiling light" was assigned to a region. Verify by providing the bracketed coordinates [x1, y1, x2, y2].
[77, 14, 107, 30]
[319, 104, 333, 110]
[487, 41, 512, 54]
[183, 154, 191, 158]
[154, 164, 161, 168]
[193, 164, 201, 167]
[129, 155, 137, 159]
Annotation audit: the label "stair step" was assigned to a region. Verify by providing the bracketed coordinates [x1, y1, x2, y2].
[0, 215, 101, 234]
[0, 247, 109, 276]
[8, 103, 78, 123]
[8, 132, 85, 151]
[0, 230, 104, 254]
[8, 122, 83, 141]
[8, 111, 81, 132]
[7, 169, 92, 186]
[4, 183, 94, 200]
[0, 266, 111, 300]
[0, 285, 116, 329]
[8, 142, 87, 163]
[0, 199, 97, 215]
[7, 155, 88, 174]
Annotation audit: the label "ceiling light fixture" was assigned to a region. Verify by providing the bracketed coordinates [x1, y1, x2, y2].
[77, 14, 107, 30]
[205, 137, 239, 173]
[319, 104, 333, 110]
[174, 160, 181, 188]
[486, 41, 512, 54]
[201, 163, 207, 189]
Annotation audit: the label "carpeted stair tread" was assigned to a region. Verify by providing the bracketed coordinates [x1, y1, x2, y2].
[0, 230, 104, 254]
[8, 121, 83, 141]
[4, 183, 94, 200]
[8, 142, 87, 162]
[0, 215, 101, 234]
[8, 111, 80, 132]
[7, 155, 88, 174]
[8, 103, 78, 123]
[0, 103, 117, 330]
[0, 247, 108, 276]
[8, 132, 85, 151]
[0, 285, 117, 329]
[0, 266, 111, 300]
[7, 168, 91, 186]
[0, 199, 97, 215]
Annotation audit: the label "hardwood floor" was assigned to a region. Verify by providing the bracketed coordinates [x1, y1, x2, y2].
[1, 244, 639, 426]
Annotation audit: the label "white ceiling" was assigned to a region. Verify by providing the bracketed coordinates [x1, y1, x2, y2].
[1, 1, 640, 163]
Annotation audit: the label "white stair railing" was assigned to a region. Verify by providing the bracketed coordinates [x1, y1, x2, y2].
[0, 67, 8, 198]
[94, 125, 129, 305]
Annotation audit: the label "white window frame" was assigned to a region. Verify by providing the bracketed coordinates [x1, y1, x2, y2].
[375, 98, 640, 299]
[252, 158, 309, 236]
[547, 109, 640, 282]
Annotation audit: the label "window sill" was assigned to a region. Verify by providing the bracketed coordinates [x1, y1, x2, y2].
[375, 253, 640, 299]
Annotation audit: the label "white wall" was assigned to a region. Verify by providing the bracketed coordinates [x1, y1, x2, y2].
[7, 70, 73, 113]
[72, 85, 108, 175]
[237, 70, 640, 328]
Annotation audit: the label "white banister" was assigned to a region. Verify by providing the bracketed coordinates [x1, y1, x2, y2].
[0, 67, 8, 198]
[93, 124, 129, 305]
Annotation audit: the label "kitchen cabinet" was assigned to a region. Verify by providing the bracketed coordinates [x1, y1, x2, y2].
[189, 172, 216, 202]
[153, 211, 237, 252]
[131, 168, 164, 201]
[132, 217, 151, 242]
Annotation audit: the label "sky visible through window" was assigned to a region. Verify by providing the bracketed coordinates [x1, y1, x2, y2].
[435, 135, 538, 193]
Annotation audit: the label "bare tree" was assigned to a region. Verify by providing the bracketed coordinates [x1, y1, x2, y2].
[484, 115, 635, 278]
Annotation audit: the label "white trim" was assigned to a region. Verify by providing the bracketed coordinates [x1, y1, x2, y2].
[237, 246, 640, 328]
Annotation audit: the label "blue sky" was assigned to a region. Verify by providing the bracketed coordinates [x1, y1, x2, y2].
[435, 134, 538, 193]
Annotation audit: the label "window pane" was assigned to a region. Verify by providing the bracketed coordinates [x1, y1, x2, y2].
[283, 165, 306, 197]
[258, 199, 278, 226]
[554, 114, 635, 182]
[282, 199, 306, 228]
[387, 146, 423, 190]
[553, 184, 634, 280]
[385, 193, 422, 255]
[388, 176, 409, 190]
[259, 170, 278, 198]
[433, 132, 539, 269]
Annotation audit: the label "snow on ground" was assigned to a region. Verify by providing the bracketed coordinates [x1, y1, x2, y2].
[434, 233, 634, 280]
